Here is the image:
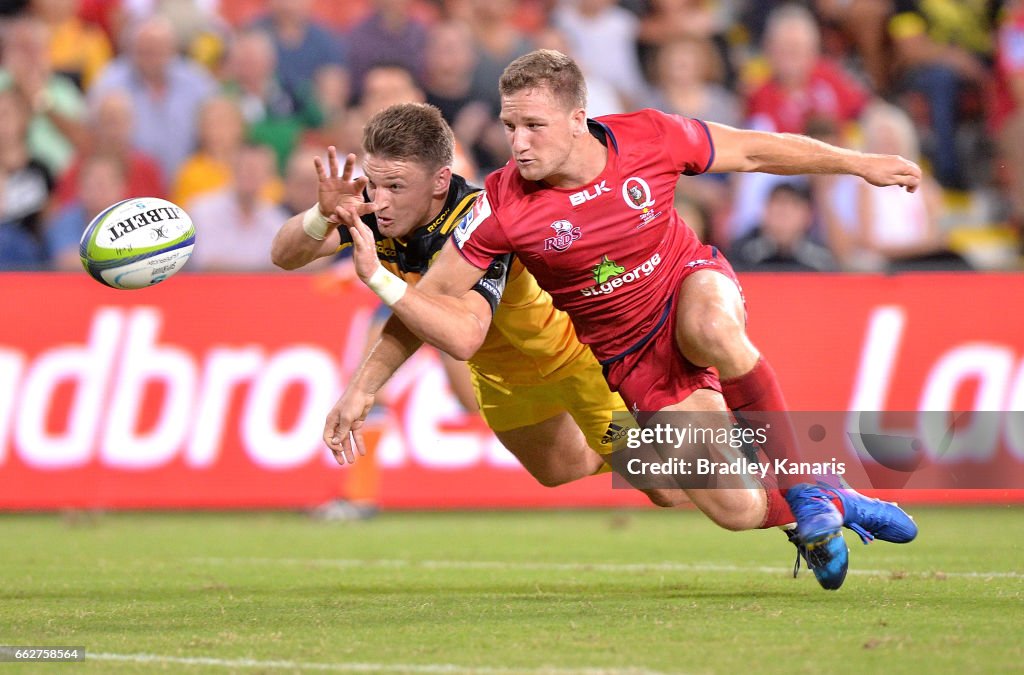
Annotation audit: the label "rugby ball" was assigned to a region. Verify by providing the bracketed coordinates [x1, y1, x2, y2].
[80, 197, 196, 290]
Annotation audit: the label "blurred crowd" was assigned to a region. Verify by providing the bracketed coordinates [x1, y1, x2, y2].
[0, 0, 1022, 274]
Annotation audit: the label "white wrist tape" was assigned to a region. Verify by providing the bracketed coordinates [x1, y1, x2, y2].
[302, 204, 331, 240]
[367, 265, 408, 306]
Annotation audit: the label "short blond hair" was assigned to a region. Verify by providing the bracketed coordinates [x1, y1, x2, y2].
[362, 102, 454, 170]
[499, 49, 587, 111]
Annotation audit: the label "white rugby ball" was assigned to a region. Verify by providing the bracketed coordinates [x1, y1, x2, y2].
[79, 197, 196, 290]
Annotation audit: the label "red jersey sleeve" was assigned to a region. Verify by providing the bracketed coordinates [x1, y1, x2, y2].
[646, 109, 715, 176]
[450, 190, 512, 270]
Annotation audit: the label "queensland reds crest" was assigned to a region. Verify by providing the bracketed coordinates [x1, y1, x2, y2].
[622, 177, 655, 210]
[543, 220, 582, 252]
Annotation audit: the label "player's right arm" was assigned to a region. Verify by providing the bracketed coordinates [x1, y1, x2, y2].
[323, 313, 421, 464]
[323, 280, 495, 462]
[271, 146, 371, 270]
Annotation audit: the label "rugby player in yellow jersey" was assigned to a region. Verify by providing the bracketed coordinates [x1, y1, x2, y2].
[272, 102, 682, 505]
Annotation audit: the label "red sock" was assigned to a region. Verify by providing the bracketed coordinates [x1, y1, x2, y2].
[721, 357, 801, 488]
[762, 488, 795, 528]
[756, 461, 795, 528]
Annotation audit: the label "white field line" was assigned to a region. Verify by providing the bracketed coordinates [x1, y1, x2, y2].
[89, 652, 673, 674]
[190, 556, 1024, 579]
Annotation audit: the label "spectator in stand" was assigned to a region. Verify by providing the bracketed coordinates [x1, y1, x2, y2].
[0, 89, 54, 270]
[423, 20, 495, 176]
[813, 0, 893, 93]
[300, 106, 368, 160]
[29, 0, 113, 91]
[89, 15, 217, 182]
[357, 63, 481, 180]
[552, 0, 650, 109]
[637, 0, 718, 65]
[77, 0, 121, 43]
[358, 63, 425, 116]
[731, 3, 870, 241]
[172, 95, 283, 209]
[54, 90, 165, 208]
[0, 15, 87, 179]
[188, 144, 290, 272]
[746, 3, 870, 135]
[46, 153, 127, 271]
[465, 0, 533, 115]
[992, 0, 1024, 242]
[281, 144, 320, 217]
[251, 0, 348, 116]
[221, 28, 323, 173]
[650, 35, 740, 128]
[462, 0, 534, 173]
[887, 0, 996, 190]
[346, 0, 429, 97]
[855, 101, 968, 270]
[649, 35, 739, 246]
[729, 183, 837, 272]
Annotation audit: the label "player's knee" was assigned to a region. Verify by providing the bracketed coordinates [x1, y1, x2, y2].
[533, 471, 574, 488]
[677, 308, 749, 368]
[528, 461, 591, 488]
[643, 489, 688, 508]
[702, 489, 763, 531]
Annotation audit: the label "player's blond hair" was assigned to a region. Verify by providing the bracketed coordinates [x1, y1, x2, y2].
[499, 49, 587, 111]
[362, 103, 454, 170]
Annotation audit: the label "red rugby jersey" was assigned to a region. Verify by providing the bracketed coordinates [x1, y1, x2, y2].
[453, 108, 713, 363]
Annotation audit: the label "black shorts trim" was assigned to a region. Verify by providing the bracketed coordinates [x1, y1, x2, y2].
[598, 298, 673, 367]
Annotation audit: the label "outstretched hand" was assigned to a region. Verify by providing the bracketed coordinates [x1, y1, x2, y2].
[861, 154, 922, 193]
[323, 388, 376, 465]
[312, 146, 370, 224]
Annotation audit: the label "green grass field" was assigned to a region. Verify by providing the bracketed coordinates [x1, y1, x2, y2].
[1, 507, 1022, 674]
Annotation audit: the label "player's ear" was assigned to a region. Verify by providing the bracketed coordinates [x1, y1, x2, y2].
[434, 165, 452, 194]
[571, 108, 587, 137]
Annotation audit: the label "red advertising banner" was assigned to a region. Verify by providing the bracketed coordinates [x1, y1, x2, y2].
[0, 272, 1021, 509]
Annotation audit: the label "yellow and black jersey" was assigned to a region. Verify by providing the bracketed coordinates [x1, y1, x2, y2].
[340, 174, 589, 385]
[337, 175, 507, 312]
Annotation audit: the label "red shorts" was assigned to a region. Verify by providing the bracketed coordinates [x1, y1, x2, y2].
[601, 245, 741, 418]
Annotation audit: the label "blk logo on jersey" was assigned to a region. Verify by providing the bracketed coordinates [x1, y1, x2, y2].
[569, 180, 611, 206]
[544, 220, 582, 252]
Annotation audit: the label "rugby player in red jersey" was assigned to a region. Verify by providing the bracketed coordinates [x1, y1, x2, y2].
[334, 51, 919, 590]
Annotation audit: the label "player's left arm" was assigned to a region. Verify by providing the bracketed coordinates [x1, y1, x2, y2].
[704, 121, 922, 192]
[340, 205, 493, 361]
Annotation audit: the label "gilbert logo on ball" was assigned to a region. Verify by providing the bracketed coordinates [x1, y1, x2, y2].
[79, 197, 196, 290]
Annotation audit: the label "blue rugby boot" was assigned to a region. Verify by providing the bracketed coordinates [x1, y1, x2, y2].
[785, 483, 848, 590]
[817, 482, 918, 545]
